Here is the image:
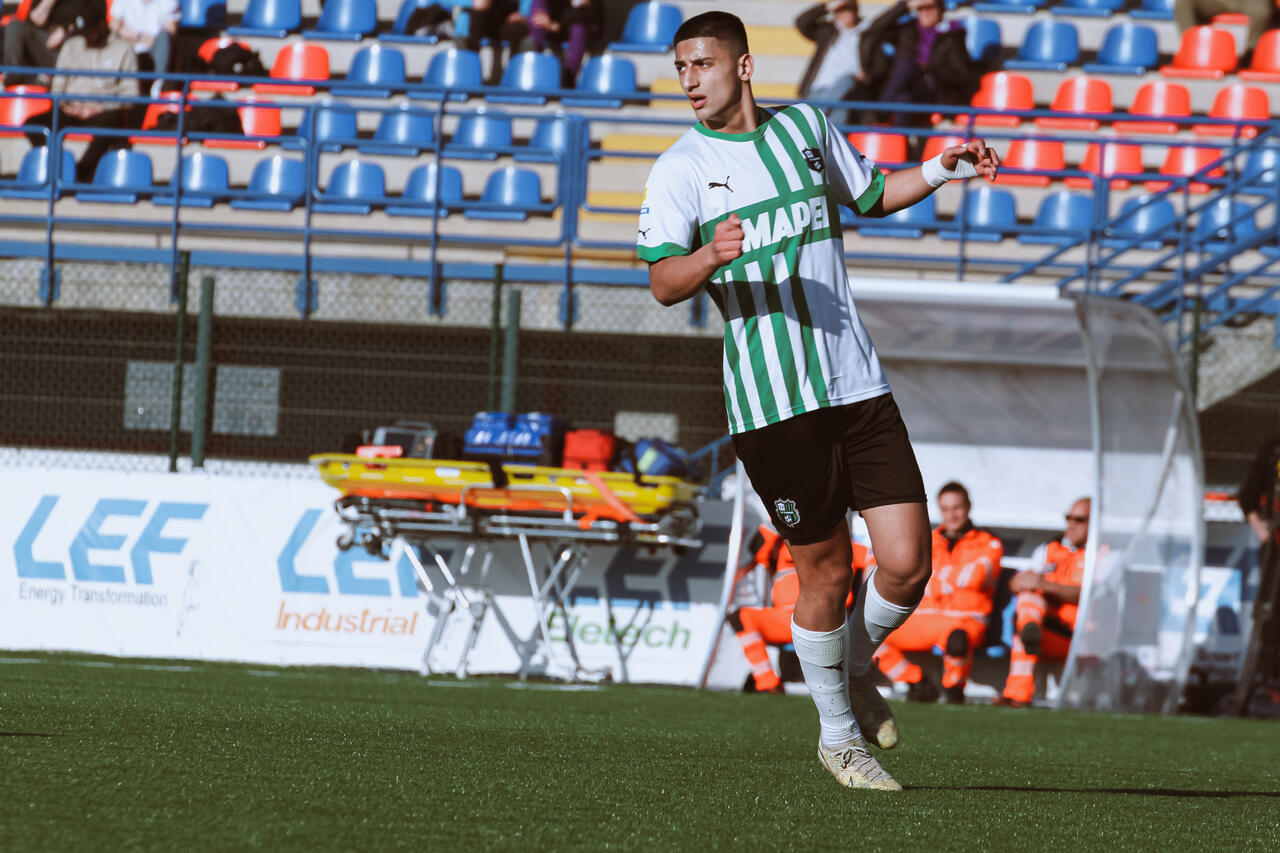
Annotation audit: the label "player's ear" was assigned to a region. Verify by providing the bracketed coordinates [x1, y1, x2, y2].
[738, 52, 754, 82]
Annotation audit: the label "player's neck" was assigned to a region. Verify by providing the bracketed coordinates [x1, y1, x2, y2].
[701, 88, 759, 135]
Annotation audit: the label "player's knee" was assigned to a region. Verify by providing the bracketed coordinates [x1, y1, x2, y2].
[945, 628, 969, 658]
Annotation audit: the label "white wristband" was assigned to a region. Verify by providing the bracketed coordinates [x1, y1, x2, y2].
[921, 153, 978, 188]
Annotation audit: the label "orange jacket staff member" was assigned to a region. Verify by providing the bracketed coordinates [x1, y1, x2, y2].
[997, 497, 1090, 707]
[873, 481, 1002, 703]
[730, 525, 871, 693]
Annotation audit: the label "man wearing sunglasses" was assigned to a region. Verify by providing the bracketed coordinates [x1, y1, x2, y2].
[996, 497, 1090, 707]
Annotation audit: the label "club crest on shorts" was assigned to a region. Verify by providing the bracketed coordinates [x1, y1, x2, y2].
[774, 498, 801, 527]
[801, 147, 825, 173]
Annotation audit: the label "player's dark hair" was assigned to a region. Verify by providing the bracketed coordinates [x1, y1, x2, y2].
[937, 481, 970, 504]
[672, 11, 750, 57]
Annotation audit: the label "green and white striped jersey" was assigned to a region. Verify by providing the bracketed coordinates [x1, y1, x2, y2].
[637, 103, 890, 435]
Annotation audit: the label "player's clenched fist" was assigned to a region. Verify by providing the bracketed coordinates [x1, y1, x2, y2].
[711, 214, 745, 263]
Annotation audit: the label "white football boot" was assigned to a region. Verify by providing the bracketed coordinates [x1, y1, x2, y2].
[817, 738, 903, 791]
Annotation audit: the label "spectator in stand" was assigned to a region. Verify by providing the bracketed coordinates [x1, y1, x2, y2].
[872, 482, 1002, 704]
[108, 0, 179, 96]
[527, 0, 600, 86]
[1237, 436, 1280, 545]
[995, 497, 1090, 708]
[796, 0, 874, 127]
[600, 0, 641, 46]
[463, 0, 529, 84]
[1175, 0, 1274, 64]
[862, 0, 980, 128]
[26, 0, 139, 183]
[2, 0, 97, 84]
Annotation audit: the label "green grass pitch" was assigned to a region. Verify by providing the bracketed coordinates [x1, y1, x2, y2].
[2, 653, 1278, 851]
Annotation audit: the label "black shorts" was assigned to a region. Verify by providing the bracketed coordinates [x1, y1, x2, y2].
[732, 393, 926, 546]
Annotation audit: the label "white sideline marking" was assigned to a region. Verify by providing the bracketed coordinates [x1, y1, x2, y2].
[506, 682, 603, 692]
[0, 658, 44, 665]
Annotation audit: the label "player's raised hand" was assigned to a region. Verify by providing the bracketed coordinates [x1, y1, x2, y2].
[711, 214, 745, 263]
[941, 139, 1001, 182]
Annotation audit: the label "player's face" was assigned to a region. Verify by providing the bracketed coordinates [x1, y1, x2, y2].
[1064, 498, 1090, 548]
[938, 491, 970, 536]
[674, 37, 748, 125]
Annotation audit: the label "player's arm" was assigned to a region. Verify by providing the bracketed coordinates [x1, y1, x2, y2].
[868, 139, 1001, 217]
[1038, 578, 1081, 604]
[649, 215, 744, 306]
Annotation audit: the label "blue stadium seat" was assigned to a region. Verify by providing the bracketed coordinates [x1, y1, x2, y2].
[226, 0, 301, 37]
[563, 55, 640, 108]
[314, 160, 388, 215]
[1129, 0, 1175, 20]
[311, 102, 359, 152]
[387, 163, 464, 217]
[1240, 146, 1280, 189]
[939, 186, 1017, 241]
[853, 194, 937, 239]
[77, 150, 154, 203]
[1082, 23, 1159, 75]
[609, 2, 682, 52]
[515, 115, 582, 163]
[447, 112, 513, 159]
[384, 0, 446, 43]
[417, 48, 484, 102]
[303, 0, 378, 41]
[154, 152, 230, 207]
[489, 51, 562, 105]
[964, 17, 1002, 66]
[230, 155, 305, 211]
[180, 0, 226, 29]
[360, 106, 436, 156]
[1104, 196, 1177, 250]
[1018, 190, 1094, 245]
[331, 45, 407, 98]
[1193, 198, 1260, 251]
[1005, 20, 1079, 71]
[972, 0, 1046, 15]
[0, 147, 74, 200]
[466, 166, 543, 220]
[1051, 0, 1125, 17]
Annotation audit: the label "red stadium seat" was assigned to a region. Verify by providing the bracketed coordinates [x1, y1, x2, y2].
[194, 38, 253, 92]
[1210, 12, 1250, 24]
[1159, 26, 1237, 79]
[996, 139, 1065, 186]
[204, 102, 281, 149]
[1113, 81, 1191, 135]
[1065, 142, 1144, 190]
[1035, 77, 1113, 131]
[921, 134, 968, 162]
[0, 85, 51, 137]
[1239, 29, 1280, 81]
[847, 132, 909, 168]
[130, 93, 189, 145]
[1193, 84, 1269, 137]
[0, 0, 33, 26]
[970, 72, 1034, 128]
[252, 42, 330, 95]
[1147, 145, 1225, 193]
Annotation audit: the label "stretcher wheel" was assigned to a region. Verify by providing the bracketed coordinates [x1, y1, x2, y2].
[363, 534, 383, 557]
[336, 532, 354, 551]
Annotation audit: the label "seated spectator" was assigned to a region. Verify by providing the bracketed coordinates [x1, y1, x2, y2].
[108, 0, 179, 96]
[527, 0, 600, 86]
[462, 0, 530, 84]
[1175, 0, 1274, 64]
[3, 0, 98, 85]
[796, 0, 874, 127]
[599, 0, 641, 45]
[995, 497, 1090, 707]
[872, 482, 1002, 704]
[862, 0, 980, 128]
[25, 0, 139, 183]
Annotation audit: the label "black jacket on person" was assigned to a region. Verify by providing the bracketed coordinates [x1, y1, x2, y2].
[860, 2, 981, 106]
[1239, 438, 1280, 521]
[796, 3, 850, 99]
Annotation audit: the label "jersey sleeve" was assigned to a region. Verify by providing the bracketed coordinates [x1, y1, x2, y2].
[637, 154, 699, 264]
[821, 110, 884, 215]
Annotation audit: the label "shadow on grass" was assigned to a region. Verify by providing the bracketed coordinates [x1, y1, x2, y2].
[0, 732, 56, 738]
[912, 785, 1280, 799]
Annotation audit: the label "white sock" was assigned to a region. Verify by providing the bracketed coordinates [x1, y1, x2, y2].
[791, 618, 862, 748]
[848, 569, 916, 676]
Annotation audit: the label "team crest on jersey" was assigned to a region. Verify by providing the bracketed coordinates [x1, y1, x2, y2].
[774, 499, 801, 527]
[801, 147, 825, 173]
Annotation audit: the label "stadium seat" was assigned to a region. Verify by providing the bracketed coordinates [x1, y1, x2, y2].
[1160, 26, 1237, 79]
[0, 147, 74, 199]
[227, 0, 301, 37]
[490, 52, 562, 105]
[1051, 0, 1124, 17]
[1113, 81, 1191, 135]
[180, 0, 226, 29]
[973, 0, 1046, 14]
[311, 101, 359, 151]
[964, 17, 1002, 66]
[1129, 0, 1174, 19]
[1018, 190, 1094, 245]
[1083, 23, 1159, 75]
[997, 139, 1065, 186]
[360, 106, 436, 156]
[921, 134, 967, 161]
[970, 72, 1034, 127]
[1239, 30, 1280, 81]
[383, 0, 449, 44]
[1148, 145, 1225, 193]
[0, 85, 52, 137]
[130, 92, 188, 145]
[466, 166, 544, 220]
[1065, 142, 1144, 189]
[0, 0, 32, 27]
[1240, 146, 1280, 188]
[563, 55, 640, 108]
[230, 155, 305, 210]
[939, 186, 1017, 241]
[516, 115, 582, 163]
[252, 43, 331, 95]
[192, 38, 250, 92]
[1193, 85, 1269, 138]
[1194, 198, 1260, 251]
[303, 0, 377, 40]
[610, 2, 683, 52]
[331, 45, 407, 98]
[447, 112, 513, 159]
[1035, 76, 1113, 130]
[205, 102, 281, 149]
[855, 193, 937, 238]
[315, 160, 388, 214]
[418, 48, 485, 101]
[387, 163, 464, 217]
[77, 150, 154, 203]
[154, 152, 231, 207]
[1005, 20, 1079, 72]
[847, 132, 909, 168]
[1104, 195, 1178, 249]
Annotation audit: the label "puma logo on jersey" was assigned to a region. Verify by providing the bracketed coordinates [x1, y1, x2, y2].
[708, 176, 733, 192]
[802, 147, 825, 173]
[638, 227, 650, 238]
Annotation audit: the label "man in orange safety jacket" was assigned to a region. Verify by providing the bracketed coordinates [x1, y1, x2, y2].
[872, 481, 1003, 703]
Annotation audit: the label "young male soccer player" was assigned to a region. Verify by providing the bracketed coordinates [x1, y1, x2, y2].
[638, 11, 999, 791]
